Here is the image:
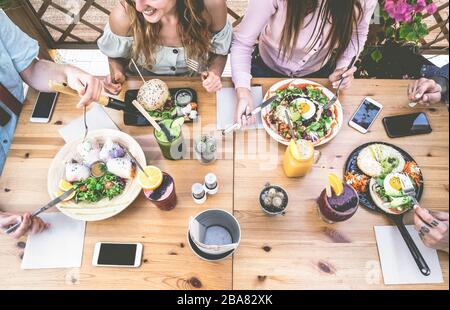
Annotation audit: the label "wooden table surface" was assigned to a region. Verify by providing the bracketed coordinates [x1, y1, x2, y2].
[0, 77, 448, 290]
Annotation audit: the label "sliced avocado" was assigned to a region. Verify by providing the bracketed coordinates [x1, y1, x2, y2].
[390, 196, 413, 208]
[291, 111, 301, 122]
[171, 116, 185, 128]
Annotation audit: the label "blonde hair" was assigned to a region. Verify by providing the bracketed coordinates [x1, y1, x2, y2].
[123, 0, 213, 70]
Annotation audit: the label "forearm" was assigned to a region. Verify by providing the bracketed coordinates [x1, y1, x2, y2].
[209, 54, 227, 76]
[108, 57, 128, 78]
[20, 59, 71, 92]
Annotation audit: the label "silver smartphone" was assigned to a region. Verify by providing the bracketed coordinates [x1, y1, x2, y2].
[92, 242, 143, 268]
[30, 92, 58, 123]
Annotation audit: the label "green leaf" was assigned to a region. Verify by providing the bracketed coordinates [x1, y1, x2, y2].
[371, 49, 383, 63]
[385, 27, 395, 38]
[399, 24, 414, 39]
[417, 23, 429, 38]
[406, 32, 419, 42]
[380, 10, 390, 21]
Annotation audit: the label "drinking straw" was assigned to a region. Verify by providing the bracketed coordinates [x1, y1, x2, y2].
[322, 165, 332, 197]
[130, 59, 146, 84]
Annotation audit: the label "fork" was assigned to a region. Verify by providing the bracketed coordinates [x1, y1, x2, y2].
[400, 176, 420, 208]
[323, 56, 357, 110]
[186, 58, 209, 80]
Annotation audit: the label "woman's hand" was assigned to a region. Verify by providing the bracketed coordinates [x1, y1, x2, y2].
[0, 212, 49, 239]
[103, 71, 126, 96]
[202, 70, 223, 93]
[65, 66, 104, 108]
[408, 78, 442, 105]
[414, 206, 449, 253]
[329, 66, 357, 90]
[235, 87, 256, 129]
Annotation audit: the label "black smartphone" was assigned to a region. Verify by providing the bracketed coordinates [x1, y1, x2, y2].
[383, 112, 432, 138]
[30, 92, 58, 123]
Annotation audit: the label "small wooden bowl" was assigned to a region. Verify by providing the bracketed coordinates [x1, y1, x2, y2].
[47, 129, 146, 221]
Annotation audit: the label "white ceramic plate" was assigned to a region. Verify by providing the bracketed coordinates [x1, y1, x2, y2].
[261, 79, 344, 146]
[47, 129, 146, 221]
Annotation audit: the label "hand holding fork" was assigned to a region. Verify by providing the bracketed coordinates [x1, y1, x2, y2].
[186, 59, 222, 93]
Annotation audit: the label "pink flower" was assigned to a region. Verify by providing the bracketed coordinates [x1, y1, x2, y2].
[384, 0, 414, 22]
[384, 0, 438, 22]
[426, 3, 437, 15]
[416, 0, 427, 11]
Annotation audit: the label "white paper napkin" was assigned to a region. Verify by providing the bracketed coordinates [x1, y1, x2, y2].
[58, 103, 119, 143]
[374, 225, 444, 285]
[216, 86, 264, 130]
[21, 212, 86, 269]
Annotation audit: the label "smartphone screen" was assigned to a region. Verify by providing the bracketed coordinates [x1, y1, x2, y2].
[96, 243, 138, 266]
[31, 92, 57, 120]
[350, 98, 383, 131]
[383, 112, 432, 138]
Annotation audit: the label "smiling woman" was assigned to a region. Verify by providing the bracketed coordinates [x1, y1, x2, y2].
[98, 0, 232, 94]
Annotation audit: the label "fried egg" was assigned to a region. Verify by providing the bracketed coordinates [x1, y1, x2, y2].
[383, 173, 412, 197]
[292, 98, 316, 120]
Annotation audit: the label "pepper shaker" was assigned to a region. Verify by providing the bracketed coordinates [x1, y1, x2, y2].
[192, 183, 207, 204]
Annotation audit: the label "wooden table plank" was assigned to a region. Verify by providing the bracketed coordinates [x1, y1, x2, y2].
[232, 78, 449, 290]
[0, 77, 234, 290]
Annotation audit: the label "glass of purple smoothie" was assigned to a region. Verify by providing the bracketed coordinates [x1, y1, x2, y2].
[316, 183, 359, 224]
[143, 172, 177, 211]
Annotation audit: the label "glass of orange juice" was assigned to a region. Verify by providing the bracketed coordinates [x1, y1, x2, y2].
[283, 140, 321, 178]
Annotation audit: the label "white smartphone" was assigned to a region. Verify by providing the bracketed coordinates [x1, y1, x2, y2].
[30, 92, 58, 123]
[348, 97, 383, 134]
[92, 242, 143, 268]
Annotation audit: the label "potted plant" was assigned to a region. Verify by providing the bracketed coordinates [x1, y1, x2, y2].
[358, 0, 438, 79]
[194, 134, 217, 164]
[259, 183, 289, 216]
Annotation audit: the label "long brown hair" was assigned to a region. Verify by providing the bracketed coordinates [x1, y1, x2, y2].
[123, 0, 213, 69]
[279, 0, 363, 63]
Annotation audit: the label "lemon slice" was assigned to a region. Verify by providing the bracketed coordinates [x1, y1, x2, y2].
[138, 166, 163, 190]
[54, 190, 76, 202]
[328, 173, 344, 196]
[59, 179, 73, 192]
[288, 140, 302, 161]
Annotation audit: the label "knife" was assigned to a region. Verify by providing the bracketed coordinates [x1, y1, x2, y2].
[48, 80, 140, 117]
[222, 95, 278, 135]
[123, 148, 149, 179]
[4, 188, 76, 235]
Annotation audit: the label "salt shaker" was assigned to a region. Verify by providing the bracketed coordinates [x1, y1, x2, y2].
[204, 173, 219, 195]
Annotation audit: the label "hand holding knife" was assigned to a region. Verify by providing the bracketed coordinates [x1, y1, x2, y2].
[4, 189, 75, 235]
[222, 95, 278, 135]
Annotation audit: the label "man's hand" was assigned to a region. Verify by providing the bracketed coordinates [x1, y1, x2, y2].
[65, 66, 104, 108]
[408, 78, 442, 105]
[0, 212, 48, 239]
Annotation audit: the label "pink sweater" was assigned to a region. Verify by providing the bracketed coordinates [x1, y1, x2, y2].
[231, 0, 378, 89]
